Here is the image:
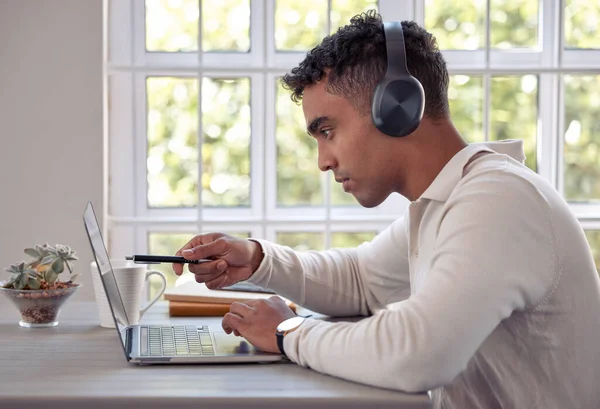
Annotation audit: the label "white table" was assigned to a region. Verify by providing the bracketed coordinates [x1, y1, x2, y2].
[0, 298, 431, 409]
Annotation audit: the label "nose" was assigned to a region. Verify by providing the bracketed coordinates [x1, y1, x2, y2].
[317, 141, 336, 172]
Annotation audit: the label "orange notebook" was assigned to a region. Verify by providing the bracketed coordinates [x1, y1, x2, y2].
[169, 301, 232, 316]
[169, 300, 297, 317]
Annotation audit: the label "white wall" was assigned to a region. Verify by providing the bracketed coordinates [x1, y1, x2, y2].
[0, 0, 103, 302]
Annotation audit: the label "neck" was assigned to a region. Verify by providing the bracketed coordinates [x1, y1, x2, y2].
[398, 119, 467, 202]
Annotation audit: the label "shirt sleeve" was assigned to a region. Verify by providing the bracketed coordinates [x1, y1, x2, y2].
[281, 170, 557, 392]
[246, 217, 411, 317]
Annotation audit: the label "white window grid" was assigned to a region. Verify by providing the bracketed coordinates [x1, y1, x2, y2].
[105, 0, 600, 260]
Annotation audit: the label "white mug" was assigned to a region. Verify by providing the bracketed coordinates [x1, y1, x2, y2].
[90, 259, 167, 328]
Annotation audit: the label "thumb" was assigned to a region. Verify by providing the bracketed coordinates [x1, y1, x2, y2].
[182, 239, 225, 260]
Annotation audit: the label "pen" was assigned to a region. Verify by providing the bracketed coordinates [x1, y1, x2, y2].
[125, 255, 211, 264]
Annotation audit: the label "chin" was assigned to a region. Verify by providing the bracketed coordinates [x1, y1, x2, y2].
[354, 192, 386, 208]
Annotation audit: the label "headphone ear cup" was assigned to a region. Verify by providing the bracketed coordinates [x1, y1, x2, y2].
[371, 76, 425, 137]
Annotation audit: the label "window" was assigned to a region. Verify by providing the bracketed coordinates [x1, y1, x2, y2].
[106, 0, 600, 299]
[107, 0, 397, 298]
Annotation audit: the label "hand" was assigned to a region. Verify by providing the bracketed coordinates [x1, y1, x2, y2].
[222, 296, 297, 353]
[173, 233, 264, 290]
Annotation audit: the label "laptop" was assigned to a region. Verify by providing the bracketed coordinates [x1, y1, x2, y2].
[83, 202, 283, 365]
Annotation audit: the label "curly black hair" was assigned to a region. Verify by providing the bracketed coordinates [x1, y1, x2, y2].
[281, 11, 449, 120]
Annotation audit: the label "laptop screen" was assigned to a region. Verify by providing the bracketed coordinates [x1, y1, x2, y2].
[83, 202, 131, 355]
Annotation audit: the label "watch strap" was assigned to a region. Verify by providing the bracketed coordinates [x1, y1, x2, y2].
[276, 331, 286, 357]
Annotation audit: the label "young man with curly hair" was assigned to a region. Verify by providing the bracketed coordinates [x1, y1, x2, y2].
[173, 11, 600, 409]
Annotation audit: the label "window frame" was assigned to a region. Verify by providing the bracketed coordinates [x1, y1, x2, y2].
[106, 0, 600, 269]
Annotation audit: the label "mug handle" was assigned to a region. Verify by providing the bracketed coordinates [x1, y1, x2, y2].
[139, 270, 167, 318]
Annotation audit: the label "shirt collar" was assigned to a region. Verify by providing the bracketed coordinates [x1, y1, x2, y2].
[418, 139, 526, 202]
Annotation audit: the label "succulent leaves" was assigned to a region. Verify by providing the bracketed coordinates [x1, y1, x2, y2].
[2, 244, 79, 290]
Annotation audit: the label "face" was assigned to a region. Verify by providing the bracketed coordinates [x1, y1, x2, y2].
[302, 80, 402, 208]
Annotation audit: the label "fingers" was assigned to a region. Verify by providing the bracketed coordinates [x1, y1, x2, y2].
[204, 266, 252, 290]
[188, 258, 227, 275]
[222, 324, 241, 337]
[222, 302, 253, 335]
[222, 321, 240, 336]
[222, 312, 246, 336]
[229, 301, 254, 317]
[205, 274, 229, 290]
[222, 319, 233, 334]
[173, 250, 184, 276]
[182, 238, 226, 261]
[173, 238, 200, 276]
[189, 259, 228, 285]
[173, 233, 225, 275]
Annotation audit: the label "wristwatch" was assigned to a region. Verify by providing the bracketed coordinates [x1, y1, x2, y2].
[275, 316, 306, 357]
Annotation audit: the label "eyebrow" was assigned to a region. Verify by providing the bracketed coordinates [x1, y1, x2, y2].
[307, 116, 329, 136]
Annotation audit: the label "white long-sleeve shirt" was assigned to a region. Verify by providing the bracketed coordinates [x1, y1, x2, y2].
[248, 140, 600, 409]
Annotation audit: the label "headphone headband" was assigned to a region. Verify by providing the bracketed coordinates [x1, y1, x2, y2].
[383, 22, 409, 77]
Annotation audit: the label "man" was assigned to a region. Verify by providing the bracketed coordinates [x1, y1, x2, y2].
[173, 12, 600, 409]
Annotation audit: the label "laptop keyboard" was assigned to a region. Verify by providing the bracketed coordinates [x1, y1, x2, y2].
[140, 325, 215, 356]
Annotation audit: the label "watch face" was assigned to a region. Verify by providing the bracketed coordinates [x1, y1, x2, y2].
[277, 316, 305, 332]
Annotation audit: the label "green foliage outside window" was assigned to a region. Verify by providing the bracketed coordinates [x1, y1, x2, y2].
[277, 232, 325, 252]
[564, 0, 600, 49]
[147, 77, 250, 208]
[145, 0, 250, 52]
[147, 77, 198, 207]
[332, 232, 377, 248]
[425, 0, 538, 50]
[490, 76, 538, 171]
[585, 231, 600, 274]
[275, 0, 378, 51]
[563, 76, 600, 202]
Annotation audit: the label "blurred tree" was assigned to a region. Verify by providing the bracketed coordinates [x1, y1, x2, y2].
[490, 75, 538, 171]
[276, 231, 379, 251]
[147, 77, 199, 207]
[565, 0, 600, 49]
[146, 0, 198, 51]
[275, 0, 328, 51]
[563, 76, 600, 202]
[330, 0, 378, 34]
[585, 231, 600, 274]
[276, 82, 323, 206]
[332, 232, 377, 248]
[277, 232, 325, 251]
[201, 78, 251, 207]
[425, 0, 485, 50]
[202, 0, 250, 51]
[147, 77, 251, 208]
[490, 0, 538, 49]
[448, 75, 484, 143]
[146, 0, 251, 52]
[425, 0, 538, 50]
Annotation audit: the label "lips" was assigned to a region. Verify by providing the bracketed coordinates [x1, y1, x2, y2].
[334, 176, 351, 191]
[342, 180, 351, 191]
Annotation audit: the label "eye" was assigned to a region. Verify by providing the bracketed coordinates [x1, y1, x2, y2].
[320, 129, 332, 139]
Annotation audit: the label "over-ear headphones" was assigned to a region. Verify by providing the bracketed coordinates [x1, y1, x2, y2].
[371, 22, 425, 137]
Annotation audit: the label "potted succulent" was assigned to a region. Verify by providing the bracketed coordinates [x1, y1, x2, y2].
[0, 244, 81, 327]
